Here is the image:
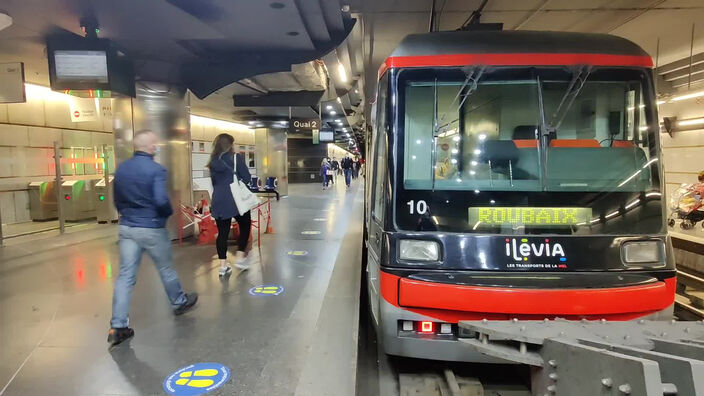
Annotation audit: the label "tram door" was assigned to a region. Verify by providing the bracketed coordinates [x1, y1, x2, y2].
[367, 75, 389, 326]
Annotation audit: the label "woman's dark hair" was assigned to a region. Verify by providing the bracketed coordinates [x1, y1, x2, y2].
[207, 133, 235, 168]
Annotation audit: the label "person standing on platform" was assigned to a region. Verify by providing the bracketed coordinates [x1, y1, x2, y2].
[326, 157, 334, 185]
[209, 134, 253, 276]
[353, 157, 361, 179]
[331, 157, 340, 183]
[108, 130, 198, 346]
[341, 156, 353, 188]
[321, 158, 330, 190]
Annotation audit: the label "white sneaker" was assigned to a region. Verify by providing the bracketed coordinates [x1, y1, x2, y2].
[218, 266, 232, 277]
[234, 251, 250, 271]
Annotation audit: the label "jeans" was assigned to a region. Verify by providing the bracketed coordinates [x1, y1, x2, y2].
[111, 225, 187, 328]
[344, 169, 352, 186]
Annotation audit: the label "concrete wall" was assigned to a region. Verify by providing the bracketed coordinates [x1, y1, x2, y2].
[190, 115, 256, 193]
[658, 99, 704, 206]
[0, 85, 113, 224]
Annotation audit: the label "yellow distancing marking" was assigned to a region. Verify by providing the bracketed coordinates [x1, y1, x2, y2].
[174, 369, 219, 388]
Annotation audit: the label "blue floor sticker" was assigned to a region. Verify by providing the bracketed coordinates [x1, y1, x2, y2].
[249, 285, 284, 296]
[163, 362, 230, 395]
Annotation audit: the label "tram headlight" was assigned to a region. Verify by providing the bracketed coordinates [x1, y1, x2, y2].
[621, 241, 663, 266]
[399, 240, 440, 262]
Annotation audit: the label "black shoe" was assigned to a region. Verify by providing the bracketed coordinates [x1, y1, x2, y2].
[107, 327, 134, 346]
[174, 292, 198, 315]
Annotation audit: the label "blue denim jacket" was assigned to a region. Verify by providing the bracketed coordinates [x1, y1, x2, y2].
[114, 151, 173, 228]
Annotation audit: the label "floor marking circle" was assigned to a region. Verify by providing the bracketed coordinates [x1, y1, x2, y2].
[163, 362, 230, 395]
[287, 250, 309, 256]
[301, 231, 321, 235]
[249, 285, 284, 296]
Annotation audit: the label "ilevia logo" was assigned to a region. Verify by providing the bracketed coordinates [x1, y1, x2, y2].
[505, 238, 567, 268]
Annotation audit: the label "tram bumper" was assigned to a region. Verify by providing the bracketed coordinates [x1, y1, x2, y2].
[377, 270, 676, 362]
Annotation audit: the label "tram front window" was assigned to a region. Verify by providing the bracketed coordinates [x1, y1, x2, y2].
[398, 67, 662, 234]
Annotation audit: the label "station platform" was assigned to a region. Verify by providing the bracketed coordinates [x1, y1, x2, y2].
[0, 182, 363, 396]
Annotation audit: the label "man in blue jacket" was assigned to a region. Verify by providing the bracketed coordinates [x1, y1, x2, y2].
[108, 130, 198, 346]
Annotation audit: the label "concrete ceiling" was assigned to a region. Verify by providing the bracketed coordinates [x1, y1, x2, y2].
[349, 0, 704, 117]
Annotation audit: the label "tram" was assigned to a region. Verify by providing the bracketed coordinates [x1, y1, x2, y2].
[363, 30, 674, 362]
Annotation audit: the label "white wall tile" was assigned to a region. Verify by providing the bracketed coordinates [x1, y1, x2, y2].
[61, 129, 92, 147]
[0, 124, 29, 146]
[0, 104, 8, 122]
[661, 128, 704, 148]
[0, 147, 11, 177]
[44, 99, 74, 129]
[663, 147, 704, 173]
[7, 96, 45, 126]
[0, 192, 16, 224]
[13, 191, 29, 223]
[28, 126, 62, 147]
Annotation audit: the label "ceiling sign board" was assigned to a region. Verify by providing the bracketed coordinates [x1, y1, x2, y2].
[290, 118, 321, 130]
[0, 62, 25, 103]
[68, 96, 98, 122]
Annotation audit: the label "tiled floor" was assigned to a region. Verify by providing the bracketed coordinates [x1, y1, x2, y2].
[0, 181, 364, 396]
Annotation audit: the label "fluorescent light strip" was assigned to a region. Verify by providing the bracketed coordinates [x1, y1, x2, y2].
[672, 91, 704, 102]
[645, 192, 662, 198]
[678, 118, 704, 127]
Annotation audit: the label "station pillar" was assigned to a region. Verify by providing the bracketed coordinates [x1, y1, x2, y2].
[255, 128, 289, 196]
[113, 82, 193, 238]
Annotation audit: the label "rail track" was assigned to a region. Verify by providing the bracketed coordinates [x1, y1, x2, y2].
[675, 266, 704, 320]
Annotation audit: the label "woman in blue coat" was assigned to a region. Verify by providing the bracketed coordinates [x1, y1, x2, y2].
[320, 158, 330, 190]
[208, 134, 252, 275]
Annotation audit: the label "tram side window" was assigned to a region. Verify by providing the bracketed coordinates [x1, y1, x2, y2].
[372, 75, 389, 222]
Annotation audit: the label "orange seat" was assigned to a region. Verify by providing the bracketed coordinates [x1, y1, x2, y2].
[513, 139, 538, 148]
[612, 140, 635, 148]
[550, 139, 601, 148]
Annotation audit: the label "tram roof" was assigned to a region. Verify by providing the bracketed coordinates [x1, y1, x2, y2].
[380, 30, 652, 79]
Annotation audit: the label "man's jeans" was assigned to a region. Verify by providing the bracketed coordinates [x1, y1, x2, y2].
[111, 225, 187, 328]
[344, 169, 352, 186]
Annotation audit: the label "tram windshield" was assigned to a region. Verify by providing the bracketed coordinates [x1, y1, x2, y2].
[397, 66, 663, 234]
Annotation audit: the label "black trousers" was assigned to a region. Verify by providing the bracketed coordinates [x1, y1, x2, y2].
[215, 211, 252, 259]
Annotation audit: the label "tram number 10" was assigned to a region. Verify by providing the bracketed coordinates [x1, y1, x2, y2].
[406, 200, 428, 215]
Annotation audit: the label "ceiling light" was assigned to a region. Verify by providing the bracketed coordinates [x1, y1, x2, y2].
[478, 134, 487, 141]
[0, 12, 12, 32]
[326, 105, 333, 110]
[657, 100, 666, 105]
[330, 110, 337, 115]
[679, 118, 704, 127]
[248, 121, 256, 125]
[672, 91, 704, 102]
[355, 89, 359, 94]
[335, 119, 341, 123]
[338, 63, 347, 82]
[337, 97, 342, 103]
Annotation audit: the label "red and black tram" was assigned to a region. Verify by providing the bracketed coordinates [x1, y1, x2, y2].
[364, 30, 674, 361]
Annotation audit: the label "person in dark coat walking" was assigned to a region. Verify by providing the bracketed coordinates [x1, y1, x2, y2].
[209, 134, 253, 276]
[108, 130, 198, 346]
[341, 156, 353, 187]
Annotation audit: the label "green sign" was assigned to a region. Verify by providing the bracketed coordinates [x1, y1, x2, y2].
[468, 207, 592, 227]
[312, 129, 320, 144]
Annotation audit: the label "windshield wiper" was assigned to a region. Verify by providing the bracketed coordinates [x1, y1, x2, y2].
[546, 65, 592, 134]
[432, 66, 486, 191]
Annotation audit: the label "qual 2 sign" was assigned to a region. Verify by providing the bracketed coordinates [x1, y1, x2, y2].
[163, 362, 230, 396]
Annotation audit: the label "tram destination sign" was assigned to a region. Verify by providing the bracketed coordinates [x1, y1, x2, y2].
[468, 207, 592, 227]
[290, 118, 320, 130]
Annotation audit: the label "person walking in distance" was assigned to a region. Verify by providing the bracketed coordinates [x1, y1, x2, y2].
[208, 134, 253, 276]
[320, 158, 330, 190]
[108, 130, 198, 346]
[341, 155, 353, 188]
[331, 157, 340, 184]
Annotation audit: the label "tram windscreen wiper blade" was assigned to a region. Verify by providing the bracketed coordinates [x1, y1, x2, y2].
[546, 65, 592, 133]
[436, 66, 486, 133]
